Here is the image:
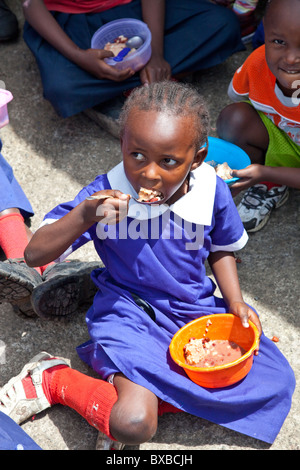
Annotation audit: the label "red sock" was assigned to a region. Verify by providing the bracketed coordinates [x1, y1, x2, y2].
[22, 365, 118, 440]
[158, 400, 183, 416]
[0, 213, 29, 260]
[260, 181, 282, 191]
[0, 213, 53, 275]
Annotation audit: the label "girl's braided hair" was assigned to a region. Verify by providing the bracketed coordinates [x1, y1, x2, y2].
[119, 80, 210, 150]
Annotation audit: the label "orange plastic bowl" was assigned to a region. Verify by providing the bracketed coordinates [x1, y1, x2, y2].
[169, 314, 259, 388]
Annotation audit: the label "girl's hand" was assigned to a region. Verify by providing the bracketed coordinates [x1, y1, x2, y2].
[229, 300, 262, 354]
[75, 48, 135, 82]
[83, 190, 130, 226]
[139, 53, 172, 85]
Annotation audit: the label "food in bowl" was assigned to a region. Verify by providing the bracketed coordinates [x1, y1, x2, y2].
[184, 337, 246, 368]
[207, 161, 233, 180]
[91, 18, 152, 72]
[104, 35, 137, 57]
[169, 314, 259, 388]
[204, 137, 251, 186]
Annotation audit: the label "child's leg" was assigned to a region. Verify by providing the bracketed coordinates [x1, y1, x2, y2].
[109, 373, 158, 445]
[0, 209, 96, 317]
[216, 101, 269, 164]
[0, 210, 32, 261]
[0, 208, 51, 275]
[50, 369, 158, 445]
[0, 354, 159, 446]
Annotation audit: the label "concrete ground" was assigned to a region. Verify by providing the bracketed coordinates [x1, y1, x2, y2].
[0, 1, 299, 451]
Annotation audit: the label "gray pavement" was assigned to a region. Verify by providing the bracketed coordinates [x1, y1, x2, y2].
[0, 1, 299, 451]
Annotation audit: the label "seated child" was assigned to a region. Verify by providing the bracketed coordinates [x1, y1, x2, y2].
[0, 81, 295, 449]
[0, 89, 98, 317]
[22, 0, 244, 125]
[217, 0, 300, 232]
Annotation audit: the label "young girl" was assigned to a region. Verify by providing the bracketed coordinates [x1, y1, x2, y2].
[217, 0, 300, 232]
[0, 81, 295, 449]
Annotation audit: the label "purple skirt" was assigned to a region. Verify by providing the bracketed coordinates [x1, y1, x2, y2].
[77, 270, 295, 444]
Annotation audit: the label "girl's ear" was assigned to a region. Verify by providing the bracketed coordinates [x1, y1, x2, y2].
[191, 145, 208, 171]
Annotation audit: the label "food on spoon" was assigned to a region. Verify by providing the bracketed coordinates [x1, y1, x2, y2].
[137, 187, 163, 203]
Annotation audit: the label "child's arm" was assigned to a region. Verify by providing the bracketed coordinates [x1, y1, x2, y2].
[22, 0, 134, 82]
[208, 251, 262, 348]
[139, 0, 171, 84]
[231, 164, 300, 195]
[24, 190, 129, 267]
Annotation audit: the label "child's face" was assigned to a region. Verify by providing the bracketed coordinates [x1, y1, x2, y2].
[121, 108, 207, 205]
[264, 0, 300, 97]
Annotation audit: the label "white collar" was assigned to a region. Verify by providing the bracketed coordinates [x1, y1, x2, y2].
[107, 161, 216, 225]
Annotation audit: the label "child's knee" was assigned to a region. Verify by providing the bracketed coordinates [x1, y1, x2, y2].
[111, 407, 158, 445]
[217, 102, 252, 140]
[129, 411, 157, 443]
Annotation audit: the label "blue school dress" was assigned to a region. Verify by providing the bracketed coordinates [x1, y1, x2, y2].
[23, 0, 244, 117]
[0, 140, 34, 218]
[0, 412, 41, 450]
[41, 162, 295, 444]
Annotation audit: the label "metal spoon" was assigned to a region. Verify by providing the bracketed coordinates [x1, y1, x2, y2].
[86, 194, 161, 205]
[126, 35, 144, 49]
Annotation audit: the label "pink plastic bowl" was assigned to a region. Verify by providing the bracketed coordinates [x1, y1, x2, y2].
[0, 89, 13, 128]
[91, 18, 152, 72]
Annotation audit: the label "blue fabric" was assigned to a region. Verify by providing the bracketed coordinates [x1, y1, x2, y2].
[0, 140, 34, 218]
[23, 0, 244, 117]
[42, 166, 295, 444]
[0, 412, 41, 450]
[252, 20, 265, 50]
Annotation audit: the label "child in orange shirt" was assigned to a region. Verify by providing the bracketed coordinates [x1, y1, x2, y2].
[217, 0, 300, 232]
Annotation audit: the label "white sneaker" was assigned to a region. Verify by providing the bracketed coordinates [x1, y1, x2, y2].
[95, 431, 125, 450]
[237, 184, 289, 232]
[0, 352, 69, 425]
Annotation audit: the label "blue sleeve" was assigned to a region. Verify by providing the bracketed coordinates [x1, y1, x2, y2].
[42, 173, 110, 256]
[210, 177, 248, 252]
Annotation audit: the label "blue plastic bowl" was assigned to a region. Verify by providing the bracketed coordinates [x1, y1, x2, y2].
[91, 18, 152, 72]
[205, 137, 251, 185]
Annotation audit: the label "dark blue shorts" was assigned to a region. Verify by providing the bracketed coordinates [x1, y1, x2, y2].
[23, 0, 244, 117]
[0, 140, 34, 218]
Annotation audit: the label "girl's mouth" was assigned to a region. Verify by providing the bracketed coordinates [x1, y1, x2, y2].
[137, 187, 164, 203]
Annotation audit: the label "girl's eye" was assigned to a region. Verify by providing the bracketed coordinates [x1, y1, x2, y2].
[273, 39, 285, 46]
[132, 152, 145, 161]
[163, 157, 177, 166]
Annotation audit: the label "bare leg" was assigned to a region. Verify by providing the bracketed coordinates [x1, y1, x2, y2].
[216, 102, 269, 164]
[110, 373, 159, 445]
